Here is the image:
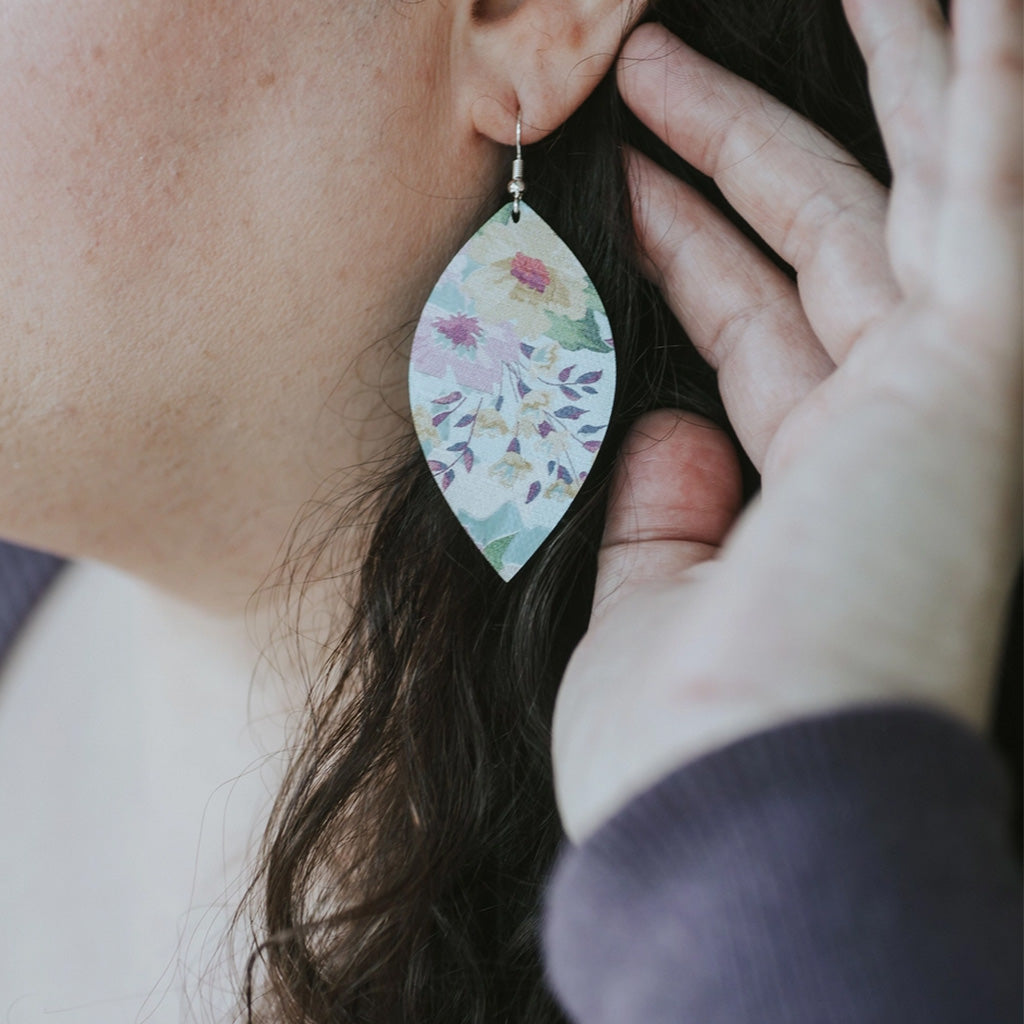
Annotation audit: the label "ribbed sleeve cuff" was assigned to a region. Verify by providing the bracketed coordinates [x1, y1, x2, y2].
[542, 704, 1022, 1024]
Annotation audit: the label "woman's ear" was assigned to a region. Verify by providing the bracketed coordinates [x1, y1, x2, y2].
[454, 0, 642, 145]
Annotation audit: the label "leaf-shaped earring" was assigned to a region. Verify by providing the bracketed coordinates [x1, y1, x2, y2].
[409, 110, 616, 581]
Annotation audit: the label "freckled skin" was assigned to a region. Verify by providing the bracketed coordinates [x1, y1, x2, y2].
[0, 0, 503, 609]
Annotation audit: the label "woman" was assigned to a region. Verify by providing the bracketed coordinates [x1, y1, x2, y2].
[0, 0, 1019, 1020]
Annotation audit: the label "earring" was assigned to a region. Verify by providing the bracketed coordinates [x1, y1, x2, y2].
[409, 110, 616, 581]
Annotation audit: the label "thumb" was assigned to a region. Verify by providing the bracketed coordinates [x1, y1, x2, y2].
[594, 409, 743, 618]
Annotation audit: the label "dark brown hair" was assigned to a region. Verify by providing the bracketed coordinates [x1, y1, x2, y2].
[235, 0, 1020, 1020]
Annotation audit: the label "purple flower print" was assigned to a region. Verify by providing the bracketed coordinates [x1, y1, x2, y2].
[412, 309, 523, 394]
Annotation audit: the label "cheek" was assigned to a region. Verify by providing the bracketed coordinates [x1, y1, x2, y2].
[0, 0, 441, 344]
[0, 0, 477, 494]
[0, 2, 316, 512]
[0, 2, 309, 441]
[0, 4, 268, 281]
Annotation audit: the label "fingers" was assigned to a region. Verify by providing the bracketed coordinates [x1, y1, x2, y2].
[627, 150, 834, 469]
[843, 0, 949, 173]
[618, 23, 901, 363]
[593, 409, 742, 620]
[935, 0, 1023, 346]
[842, 0, 950, 292]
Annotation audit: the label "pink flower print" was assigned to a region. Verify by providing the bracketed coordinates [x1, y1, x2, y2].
[464, 210, 589, 339]
[412, 309, 524, 395]
[510, 252, 551, 294]
[433, 312, 483, 350]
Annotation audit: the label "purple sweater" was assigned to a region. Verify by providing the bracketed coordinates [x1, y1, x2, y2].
[1, 542, 1020, 1021]
[542, 706, 1022, 1022]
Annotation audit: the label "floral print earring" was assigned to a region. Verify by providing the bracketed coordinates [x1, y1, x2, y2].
[409, 110, 617, 580]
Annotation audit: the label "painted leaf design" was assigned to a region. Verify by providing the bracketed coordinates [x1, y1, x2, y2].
[554, 406, 586, 420]
[483, 535, 515, 574]
[409, 200, 616, 581]
[544, 309, 611, 354]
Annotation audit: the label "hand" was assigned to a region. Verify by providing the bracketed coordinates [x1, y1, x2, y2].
[552, 0, 1022, 844]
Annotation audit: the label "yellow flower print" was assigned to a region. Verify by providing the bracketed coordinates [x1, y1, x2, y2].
[474, 407, 513, 436]
[536, 426, 571, 457]
[490, 451, 533, 488]
[519, 389, 551, 412]
[544, 478, 580, 502]
[528, 342, 562, 373]
[463, 209, 589, 340]
[412, 405, 441, 447]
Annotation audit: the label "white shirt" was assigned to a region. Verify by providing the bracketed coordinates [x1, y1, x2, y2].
[0, 561, 291, 1023]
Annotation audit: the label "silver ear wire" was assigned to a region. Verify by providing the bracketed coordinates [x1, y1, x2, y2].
[507, 110, 526, 220]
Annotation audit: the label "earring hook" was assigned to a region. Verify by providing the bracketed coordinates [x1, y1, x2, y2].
[508, 109, 526, 220]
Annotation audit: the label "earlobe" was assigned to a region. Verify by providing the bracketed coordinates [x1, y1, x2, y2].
[456, 0, 641, 146]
